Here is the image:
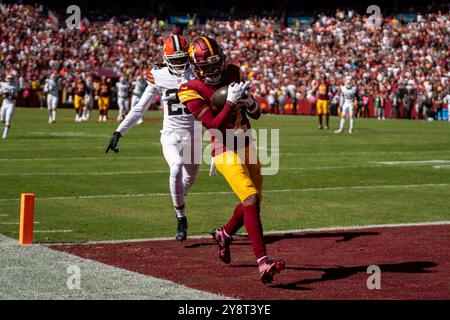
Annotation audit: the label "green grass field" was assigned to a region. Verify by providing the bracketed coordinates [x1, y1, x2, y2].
[0, 108, 449, 243]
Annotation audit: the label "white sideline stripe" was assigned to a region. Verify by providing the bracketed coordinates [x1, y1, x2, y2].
[0, 183, 449, 202]
[61, 221, 450, 245]
[1, 162, 447, 177]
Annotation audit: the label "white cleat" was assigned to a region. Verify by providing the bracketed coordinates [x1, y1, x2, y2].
[349, 128, 353, 134]
[334, 129, 343, 134]
[137, 118, 144, 125]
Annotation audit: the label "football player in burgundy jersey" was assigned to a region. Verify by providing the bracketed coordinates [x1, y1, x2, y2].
[178, 36, 285, 284]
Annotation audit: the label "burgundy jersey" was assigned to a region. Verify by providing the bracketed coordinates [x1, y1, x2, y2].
[74, 80, 86, 96]
[178, 64, 252, 155]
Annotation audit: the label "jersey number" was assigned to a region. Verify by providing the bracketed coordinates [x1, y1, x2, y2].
[166, 89, 190, 116]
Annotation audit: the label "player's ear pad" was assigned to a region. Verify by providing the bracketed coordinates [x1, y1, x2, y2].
[209, 85, 228, 109]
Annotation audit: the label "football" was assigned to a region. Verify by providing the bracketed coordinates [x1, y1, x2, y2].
[210, 85, 228, 109]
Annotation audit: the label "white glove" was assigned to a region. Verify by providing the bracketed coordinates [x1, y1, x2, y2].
[226, 82, 245, 105]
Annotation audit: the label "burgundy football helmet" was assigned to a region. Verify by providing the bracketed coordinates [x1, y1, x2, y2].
[188, 36, 226, 85]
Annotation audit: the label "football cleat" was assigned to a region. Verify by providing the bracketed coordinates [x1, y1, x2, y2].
[334, 129, 342, 134]
[211, 227, 232, 264]
[176, 216, 188, 242]
[259, 260, 286, 285]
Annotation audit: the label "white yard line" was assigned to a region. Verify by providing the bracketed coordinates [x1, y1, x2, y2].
[2, 162, 449, 177]
[0, 221, 40, 225]
[33, 230, 73, 233]
[59, 220, 450, 245]
[433, 165, 450, 169]
[0, 214, 9, 217]
[373, 160, 450, 165]
[0, 183, 449, 202]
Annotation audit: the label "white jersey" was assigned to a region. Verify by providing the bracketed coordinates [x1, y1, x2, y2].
[116, 82, 130, 98]
[132, 80, 147, 98]
[0, 82, 19, 105]
[117, 67, 196, 136]
[340, 85, 357, 106]
[44, 78, 60, 97]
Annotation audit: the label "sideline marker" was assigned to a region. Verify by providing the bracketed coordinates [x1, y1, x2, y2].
[19, 193, 35, 245]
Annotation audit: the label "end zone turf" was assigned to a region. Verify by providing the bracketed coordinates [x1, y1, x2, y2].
[49, 223, 450, 299]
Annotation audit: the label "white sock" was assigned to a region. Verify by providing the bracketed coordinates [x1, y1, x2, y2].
[350, 118, 354, 130]
[52, 110, 56, 122]
[223, 229, 231, 239]
[175, 208, 185, 219]
[339, 118, 345, 131]
[2, 126, 9, 139]
[257, 256, 268, 266]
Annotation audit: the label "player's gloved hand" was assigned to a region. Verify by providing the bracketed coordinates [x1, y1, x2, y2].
[226, 82, 246, 105]
[106, 132, 122, 154]
[236, 81, 255, 108]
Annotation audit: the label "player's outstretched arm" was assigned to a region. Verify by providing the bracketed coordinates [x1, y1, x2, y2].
[115, 83, 157, 137]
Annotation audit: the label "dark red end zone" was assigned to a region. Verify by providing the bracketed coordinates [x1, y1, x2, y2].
[49, 224, 450, 299]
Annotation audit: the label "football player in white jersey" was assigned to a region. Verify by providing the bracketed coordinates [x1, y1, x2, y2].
[335, 77, 357, 134]
[131, 75, 147, 125]
[0, 74, 19, 139]
[106, 35, 200, 242]
[116, 77, 130, 122]
[82, 75, 94, 121]
[43, 73, 60, 123]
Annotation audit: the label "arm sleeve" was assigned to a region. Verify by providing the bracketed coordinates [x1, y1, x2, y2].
[185, 99, 235, 129]
[116, 83, 159, 136]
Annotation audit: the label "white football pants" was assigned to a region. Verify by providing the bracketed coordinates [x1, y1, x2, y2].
[0, 100, 15, 125]
[160, 129, 200, 209]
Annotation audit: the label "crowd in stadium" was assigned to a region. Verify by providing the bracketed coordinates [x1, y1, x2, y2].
[0, 3, 449, 120]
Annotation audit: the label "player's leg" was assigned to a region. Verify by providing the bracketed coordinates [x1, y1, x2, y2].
[74, 96, 80, 122]
[317, 100, 324, 129]
[46, 95, 52, 123]
[49, 95, 58, 123]
[161, 132, 189, 241]
[336, 105, 348, 133]
[0, 104, 4, 123]
[124, 98, 129, 116]
[78, 97, 84, 120]
[104, 97, 110, 121]
[2, 103, 14, 139]
[213, 149, 284, 283]
[117, 98, 123, 121]
[52, 96, 58, 123]
[349, 105, 355, 133]
[324, 101, 330, 129]
[82, 95, 90, 121]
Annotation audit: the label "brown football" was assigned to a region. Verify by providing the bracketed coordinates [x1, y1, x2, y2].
[210, 85, 228, 109]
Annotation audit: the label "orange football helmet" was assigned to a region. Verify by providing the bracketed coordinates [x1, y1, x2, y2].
[188, 36, 226, 85]
[163, 35, 189, 76]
